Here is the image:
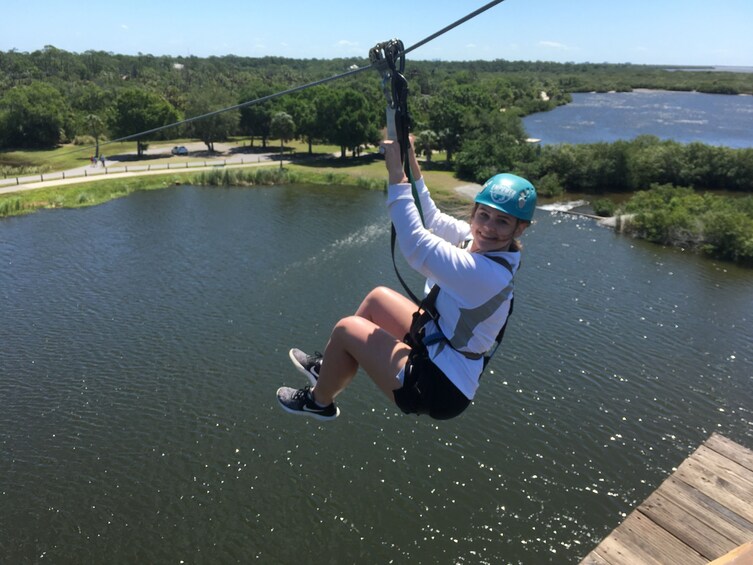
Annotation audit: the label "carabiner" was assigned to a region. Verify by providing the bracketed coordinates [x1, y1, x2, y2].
[369, 39, 408, 142]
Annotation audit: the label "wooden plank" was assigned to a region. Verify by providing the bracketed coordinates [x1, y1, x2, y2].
[579, 436, 753, 565]
[580, 516, 656, 565]
[657, 477, 753, 545]
[639, 489, 739, 560]
[579, 549, 612, 564]
[674, 446, 753, 523]
[598, 511, 707, 565]
[692, 444, 753, 490]
[706, 433, 753, 473]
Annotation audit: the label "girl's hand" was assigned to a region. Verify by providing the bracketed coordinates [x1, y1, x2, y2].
[381, 140, 408, 185]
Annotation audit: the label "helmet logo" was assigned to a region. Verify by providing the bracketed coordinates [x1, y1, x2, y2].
[488, 182, 517, 205]
[518, 189, 529, 209]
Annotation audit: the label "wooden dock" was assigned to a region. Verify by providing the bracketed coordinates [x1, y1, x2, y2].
[580, 433, 753, 564]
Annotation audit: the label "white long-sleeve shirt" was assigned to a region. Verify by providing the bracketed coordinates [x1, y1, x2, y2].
[386, 177, 520, 399]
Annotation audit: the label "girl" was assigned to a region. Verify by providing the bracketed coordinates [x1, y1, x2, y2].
[277, 138, 536, 421]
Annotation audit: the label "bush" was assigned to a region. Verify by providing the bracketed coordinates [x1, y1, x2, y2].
[0, 197, 23, 217]
[72, 135, 96, 146]
[591, 198, 617, 217]
[620, 185, 753, 264]
[194, 167, 298, 187]
[535, 173, 564, 197]
[701, 199, 753, 264]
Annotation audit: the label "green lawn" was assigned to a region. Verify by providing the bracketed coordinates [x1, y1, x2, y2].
[1, 137, 470, 218]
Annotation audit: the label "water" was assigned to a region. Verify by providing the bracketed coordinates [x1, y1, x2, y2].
[523, 90, 753, 148]
[1, 184, 751, 563]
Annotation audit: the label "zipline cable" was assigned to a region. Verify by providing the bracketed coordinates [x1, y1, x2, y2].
[72, 0, 507, 154]
[403, 0, 506, 57]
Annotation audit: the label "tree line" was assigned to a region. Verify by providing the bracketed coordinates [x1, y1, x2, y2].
[3, 46, 751, 159]
[512, 136, 753, 196]
[0, 46, 562, 156]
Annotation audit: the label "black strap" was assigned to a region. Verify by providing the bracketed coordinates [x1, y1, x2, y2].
[408, 254, 516, 367]
[390, 225, 423, 306]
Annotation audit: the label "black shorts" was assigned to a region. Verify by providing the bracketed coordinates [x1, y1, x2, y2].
[393, 350, 471, 420]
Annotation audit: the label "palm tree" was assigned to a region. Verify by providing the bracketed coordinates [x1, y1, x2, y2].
[85, 113, 104, 158]
[271, 112, 295, 170]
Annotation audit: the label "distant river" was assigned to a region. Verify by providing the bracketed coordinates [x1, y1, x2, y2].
[523, 90, 753, 148]
[1, 185, 751, 563]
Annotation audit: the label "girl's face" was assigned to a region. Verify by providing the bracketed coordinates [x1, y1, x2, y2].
[469, 204, 528, 253]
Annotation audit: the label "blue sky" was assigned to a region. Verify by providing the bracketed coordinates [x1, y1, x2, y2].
[2, 0, 752, 66]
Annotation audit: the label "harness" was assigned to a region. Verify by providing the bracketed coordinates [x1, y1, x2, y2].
[405, 253, 515, 371]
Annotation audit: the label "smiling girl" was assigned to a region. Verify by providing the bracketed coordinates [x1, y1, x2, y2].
[277, 137, 537, 421]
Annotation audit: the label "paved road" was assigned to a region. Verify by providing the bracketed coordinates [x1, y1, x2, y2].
[1, 143, 481, 202]
[0, 142, 284, 194]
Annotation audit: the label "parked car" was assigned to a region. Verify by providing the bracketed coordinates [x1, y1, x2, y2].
[171, 146, 188, 156]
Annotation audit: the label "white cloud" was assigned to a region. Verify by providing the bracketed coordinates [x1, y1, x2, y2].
[333, 39, 361, 56]
[539, 40, 570, 51]
[121, 24, 129, 30]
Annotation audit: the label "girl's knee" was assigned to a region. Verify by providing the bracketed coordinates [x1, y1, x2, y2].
[370, 286, 395, 301]
[359, 286, 394, 314]
[332, 315, 365, 340]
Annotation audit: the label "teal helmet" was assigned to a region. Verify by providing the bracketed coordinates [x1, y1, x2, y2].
[474, 173, 537, 221]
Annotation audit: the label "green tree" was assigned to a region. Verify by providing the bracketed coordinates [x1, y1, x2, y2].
[0, 81, 67, 148]
[281, 92, 318, 154]
[414, 129, 438, 162]
[109, 88, 180, 156]
[238, 85, 276, 147]
[186, 89, 238, 152]
[428, 84, 494, 163]
[85, 113, 105, 158]
[317, 87, 378, 158]
[454, 109, 529, 182]
[628, 137, 684, 189]
[428, 93, 464, 163]
[270, 111, 295, 169]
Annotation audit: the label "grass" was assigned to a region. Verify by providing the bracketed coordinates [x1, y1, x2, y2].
[0, 137, 473, 219]
[0, 142, 143, 175]
[0, 173, 191, 217]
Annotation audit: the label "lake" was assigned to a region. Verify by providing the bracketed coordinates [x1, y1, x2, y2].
[523, 90, 753, 148]
[1, 184, 751, 563]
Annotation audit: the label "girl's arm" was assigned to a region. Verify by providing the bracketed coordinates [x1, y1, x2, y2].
[383, 139, 469, 245]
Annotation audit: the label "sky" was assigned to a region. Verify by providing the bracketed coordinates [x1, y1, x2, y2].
[2, 0, 752, 67]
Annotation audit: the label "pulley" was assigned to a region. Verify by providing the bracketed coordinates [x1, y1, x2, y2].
[369, 39, 411, 165]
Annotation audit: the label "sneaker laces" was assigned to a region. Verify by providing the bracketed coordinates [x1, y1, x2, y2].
[297, 385, 326, 410]
[295, 385, 313, 401]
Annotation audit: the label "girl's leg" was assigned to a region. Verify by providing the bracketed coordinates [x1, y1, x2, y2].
[355, 286, 416, 338]
[312, 287, 417, 406]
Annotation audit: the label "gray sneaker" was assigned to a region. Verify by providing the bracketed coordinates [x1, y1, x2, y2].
[276, 386, 339, 421]
[289, 348, 322, 386]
